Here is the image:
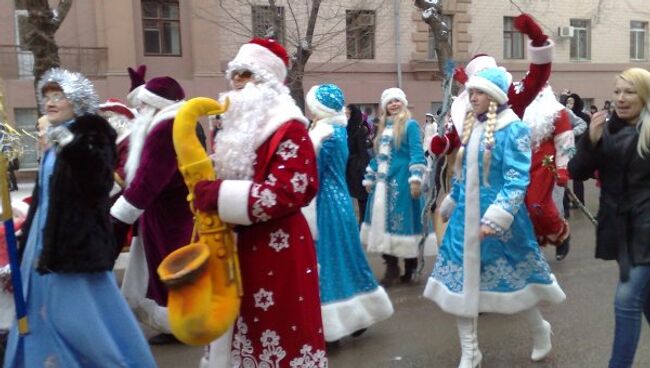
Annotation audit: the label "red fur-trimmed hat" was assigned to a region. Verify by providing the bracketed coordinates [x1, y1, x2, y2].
[226, 38, 290, 83]
[137, 76, 185, 110]
[99, 98, 135, 120]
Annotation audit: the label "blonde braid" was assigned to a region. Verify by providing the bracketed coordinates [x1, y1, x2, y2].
[454, 111, 476, 180]
[482, 100, 498, 186]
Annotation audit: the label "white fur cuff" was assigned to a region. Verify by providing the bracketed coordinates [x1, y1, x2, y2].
[528, 39, 554, 65]
[308, 123, 334, 154]
[111, 196, 144, 225]
[482, 204, 514, 231]
[439, 194, 456, 221]
[218, 180, 253, 225]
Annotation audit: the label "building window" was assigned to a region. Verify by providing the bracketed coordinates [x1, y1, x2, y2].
[346, 10, 376, 59]
[631, 21, 647, 60]
[13, 108, 39, 169]
[428, 15, 453, 60]
[142, 0, 181, 56]
[503, 17, 524, 59]
[252, 6, 286, 44]
[570, 19, 591, 60]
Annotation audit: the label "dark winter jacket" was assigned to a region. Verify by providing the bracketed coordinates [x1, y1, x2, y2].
[21, 114, 118, 274]
[568, 113, 650, 280]
[346, 105, 371, 200]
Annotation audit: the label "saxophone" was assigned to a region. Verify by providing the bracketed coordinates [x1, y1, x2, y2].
[157, 97, 242, 346]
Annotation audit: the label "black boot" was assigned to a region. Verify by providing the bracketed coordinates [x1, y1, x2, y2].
[401, 257, 418, 284]
[380, 254, 400, 288]
[556, 237, 570, 261]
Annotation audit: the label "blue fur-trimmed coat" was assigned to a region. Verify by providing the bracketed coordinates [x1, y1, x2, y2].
[20, 114, 118, 273]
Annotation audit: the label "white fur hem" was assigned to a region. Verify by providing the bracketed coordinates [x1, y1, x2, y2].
[302, 198, 318, 240]
[109, 182, 122, 198]
[423, 274, 566, 318]
[483, 204, 514, 231]
[111, 196, 144, 225]
[528, 39, 555, 65]
[218, 180, 253, 225]
[308, 123, 334, 154]
[439, 194, 456, 221]
[361, 223, 437, 258]
[321, 287, 394, 342]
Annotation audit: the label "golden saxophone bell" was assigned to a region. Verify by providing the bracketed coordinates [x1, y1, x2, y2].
[157, 97, 242, 346]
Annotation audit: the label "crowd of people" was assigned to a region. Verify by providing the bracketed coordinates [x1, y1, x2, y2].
[0, 12, 648, 368]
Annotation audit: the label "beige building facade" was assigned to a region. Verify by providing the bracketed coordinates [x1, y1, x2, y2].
[0, 0, 648, 169]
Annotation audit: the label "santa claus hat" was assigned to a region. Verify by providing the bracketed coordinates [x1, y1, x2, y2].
[99, 98, 135, 120]
[380, 87, 408, 111]
[465, 67, 512, 105]
[226, 38, 289, 84]
[137, 76, 185, 110]
[465, 54, 497, 78]
[306, 84, 345, 119]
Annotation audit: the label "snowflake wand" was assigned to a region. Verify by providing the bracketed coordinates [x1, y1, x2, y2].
[542, 155, 597, 226]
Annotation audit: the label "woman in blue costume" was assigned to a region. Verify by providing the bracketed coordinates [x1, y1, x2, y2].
[4, 68, 155, 367]
[423, 67, 566, 368]
[303, 84, 393, 342]
[361, 88, 437, 287]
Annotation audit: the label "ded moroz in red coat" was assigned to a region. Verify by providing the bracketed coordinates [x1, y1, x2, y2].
[523, 86, 575, 245]
[211, 95, 327, 367]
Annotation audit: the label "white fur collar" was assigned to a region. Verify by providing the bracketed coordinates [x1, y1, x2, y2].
[254, 94, 308, 150]
[315, 113, 347, 127]
[148, 101, 185, 133]
[495, 109, 520, 131]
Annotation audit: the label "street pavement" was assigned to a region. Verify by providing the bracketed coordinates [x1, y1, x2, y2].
[15, 179, 649, 367]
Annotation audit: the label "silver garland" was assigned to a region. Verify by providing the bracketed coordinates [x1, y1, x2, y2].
[37, 68, 99, 116]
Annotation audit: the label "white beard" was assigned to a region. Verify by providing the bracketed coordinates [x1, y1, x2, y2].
[523, 86, 566, 150]
[213, 83, 278, 180]
[124, 105, 156, 184]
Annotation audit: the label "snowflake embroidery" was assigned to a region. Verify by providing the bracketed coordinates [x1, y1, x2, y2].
[251, 184, 271, 222]
[513, 77, 526, 94]
[277, 140, 299, 161]
[432, 256, 464, 292]
[290, 172, 309, 194]
[494, 189, 525, 215]
[481, 252, 553, 290]
[259, 188, 277, 208]
[269, 229, 290, 252]
[290, 344, 328, 368]
[504, 168, 520, 180]
[515, 134, 531, 152]
[266, 174, 278, 186]
[232, 318, 287, 368]
[254, 289, 275, 311]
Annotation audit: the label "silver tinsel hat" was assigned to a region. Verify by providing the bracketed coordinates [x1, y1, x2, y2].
[37, 68, 99, 116]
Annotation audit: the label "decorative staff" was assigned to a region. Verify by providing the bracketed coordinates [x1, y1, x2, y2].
[543, 154, 598, 226]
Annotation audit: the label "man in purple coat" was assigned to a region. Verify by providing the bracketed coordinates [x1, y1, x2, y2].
[110, 75, 193, 345]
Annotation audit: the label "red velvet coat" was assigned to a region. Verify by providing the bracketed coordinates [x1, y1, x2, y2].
[216, 120, 327, 367]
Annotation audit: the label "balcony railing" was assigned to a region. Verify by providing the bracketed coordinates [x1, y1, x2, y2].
[0, 45, 108, 80]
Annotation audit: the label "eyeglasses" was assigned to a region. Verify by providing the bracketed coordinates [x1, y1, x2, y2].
[43, 93, 67, 104]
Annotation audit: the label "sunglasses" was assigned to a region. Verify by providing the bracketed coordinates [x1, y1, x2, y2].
[233, 70, 253, 79]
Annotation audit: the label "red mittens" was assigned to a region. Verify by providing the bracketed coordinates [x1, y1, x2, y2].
[556, 168, 569, 187]
[514, 13, 548, 47]
[193, 179, 222, 212]
[453, 67, 469, 85]
[430, 135, 451, 156]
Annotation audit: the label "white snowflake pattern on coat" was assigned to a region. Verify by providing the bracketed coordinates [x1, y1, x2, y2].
[254, 288, 275, 311]
[259, 188, 278, 208]
[290, 172, 309, 194]
[251, 184, 271, 222]
[269, 229, 290, 252]
[277, 139, 299, 161]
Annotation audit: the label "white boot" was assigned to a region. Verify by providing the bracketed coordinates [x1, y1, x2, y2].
[522, 307, 552, 361]
[456, 317, 482, 368]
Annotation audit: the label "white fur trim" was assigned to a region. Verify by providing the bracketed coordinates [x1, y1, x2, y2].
[495, 109, 521, 131]
[138, 86, 178, 110]
[111, 196, 144, 224]
[148, 101, 185, 133]
[465, 76, 508, 105]
[380, 87, 408, 111]
[127, 85, 144, 107]
[308, 122, 335, 154]
[217, 180, 253, 225]
[554, 130, 575, 168]
[361, 223, 437, 258]
[439, 194, 456, 221]
[306, 86, 342, 119]
[528, 39, 555, 65]
[321, 287, 394, 342]
[120, 235, 171, 333]
[524, 85, 565, 149]
[483, 204, 514, 231]
[253, 94, 309, 150]
[408, 163, 427, 184]
[302, 199, 318, 240]
[229, 43, 287, 83]
[465, 55, 497, 77]
[109, 182, 122, 197]
[450, 90, 471, 135]
[423, 274, 566, 318]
